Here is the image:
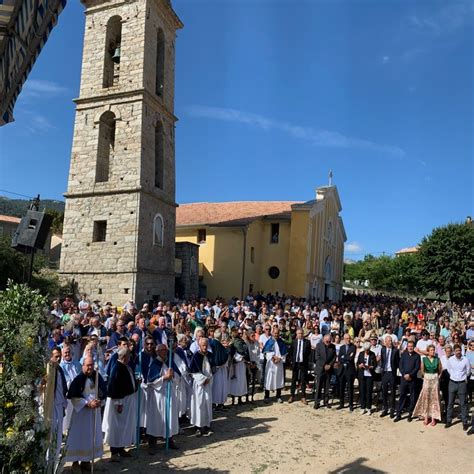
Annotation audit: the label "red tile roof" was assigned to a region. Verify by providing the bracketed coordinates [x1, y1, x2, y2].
[176, 201, 301, 227]
[0, 214, 21, 224]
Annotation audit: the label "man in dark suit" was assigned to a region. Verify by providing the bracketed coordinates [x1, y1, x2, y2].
[380, 335, 400, 418]
[289, 328, 311, 404]
[394, 340, 420, 422]
[337, 333, 356, 411]
[313, 334, 336, 409]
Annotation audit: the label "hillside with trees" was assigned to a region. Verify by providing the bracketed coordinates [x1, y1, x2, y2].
[0, 196, 65, 234]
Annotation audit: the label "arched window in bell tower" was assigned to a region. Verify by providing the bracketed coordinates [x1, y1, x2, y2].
[96, 111, 115, 182]
[154, 121, 164, 189]
[153, 213, 164, 247]
[103, 16, 122, 88]
[156, 29, 165, 96]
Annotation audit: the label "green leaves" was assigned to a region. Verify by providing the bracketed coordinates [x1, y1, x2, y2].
[0, 281, 50, 473]
[419, 222, 474, 300]
[0, 236, 62, 298]
[344, 222, 474, 301]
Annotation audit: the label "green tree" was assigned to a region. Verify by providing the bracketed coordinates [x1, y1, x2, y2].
[345, 253, 424, 296]
[0, 236, 27, 287]
[392, 253, 423, 295]
[344, 254, 376, 284]
[0, 237, 62, 297]
[45, 209, 64, 235]
[0, 281, 50, 472]
[366, 255, 396, 291]
[418, 222, 474, 301]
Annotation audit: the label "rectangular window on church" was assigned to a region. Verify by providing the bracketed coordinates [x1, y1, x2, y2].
[271, 223, 279, 244]
[250, 246, 255, 263]
[198, 228, 206, 244]
[93, 220, 107, 242]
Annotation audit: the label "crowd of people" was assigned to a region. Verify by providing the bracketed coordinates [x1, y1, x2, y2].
[46, 292, 474, 472]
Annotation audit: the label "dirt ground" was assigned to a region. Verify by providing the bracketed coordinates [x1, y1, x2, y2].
[63, 384, 472, 474]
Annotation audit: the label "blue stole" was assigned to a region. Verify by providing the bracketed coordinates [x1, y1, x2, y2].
[175, 346, 191, 369]
[141, 351, 151, 383]
[147, 356, 181, 383]
[189, 351, 214, 374]
[209, 338, 229, 366]
[263, 337, 288, 356]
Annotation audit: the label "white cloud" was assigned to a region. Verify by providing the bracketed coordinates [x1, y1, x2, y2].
[408, 3, 474, 36]
[186, 105, 405, 158]
[345, 242, 362, 254]
[401, 47, 425, 62]
[23, 113, 56, 133]
[22, 79, 68, 98]
[401, 3, 473, 61]
[382, 55, 390, 64]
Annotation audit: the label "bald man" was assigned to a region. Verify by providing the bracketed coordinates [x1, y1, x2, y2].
[65, 356, 107, 471]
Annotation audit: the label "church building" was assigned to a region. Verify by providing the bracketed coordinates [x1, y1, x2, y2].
[176, 183, 347, 302]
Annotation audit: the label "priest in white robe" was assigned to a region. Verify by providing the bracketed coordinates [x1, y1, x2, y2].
[174, 334, 193, 420]
[143, 344, 180, 451]
[228, 328, 249, 405]
[189, 338, 214, 436]
[65, 357, 107, 472]
[263, 326, 288, 404]
[209, 330, 230, 409]
[139, 336, 156, 430]
[60, 345, 81, 432]
[102, 347, 138, 461]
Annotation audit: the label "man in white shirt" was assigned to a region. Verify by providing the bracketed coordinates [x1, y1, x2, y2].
[319, 305, 329, 322]
[343, 307, 353, 320]
[415, 331, 431, 358]
[78, 294, 90, 314]
[445, 344, 471, 431]
[382, 326, 398, 345]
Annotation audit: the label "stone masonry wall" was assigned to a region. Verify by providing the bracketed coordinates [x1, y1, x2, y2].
[60, 0, 181, 305]
[175, 241, 199, 299]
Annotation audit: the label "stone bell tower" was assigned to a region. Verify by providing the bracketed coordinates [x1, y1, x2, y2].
[59, 0, 183, 305]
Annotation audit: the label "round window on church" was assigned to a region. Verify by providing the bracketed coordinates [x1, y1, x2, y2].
[268, 266, 280, 279]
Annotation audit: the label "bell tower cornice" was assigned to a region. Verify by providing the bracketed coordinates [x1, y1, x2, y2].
[81, 0, 183, 30]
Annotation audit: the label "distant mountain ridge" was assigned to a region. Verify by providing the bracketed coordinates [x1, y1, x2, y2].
[0, 196, 65, 217]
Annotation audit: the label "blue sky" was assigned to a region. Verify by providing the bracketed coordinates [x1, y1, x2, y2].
[0, 0, 473, 259]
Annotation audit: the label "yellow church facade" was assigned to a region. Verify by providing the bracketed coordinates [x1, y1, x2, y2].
[175, 185, 346, 301]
